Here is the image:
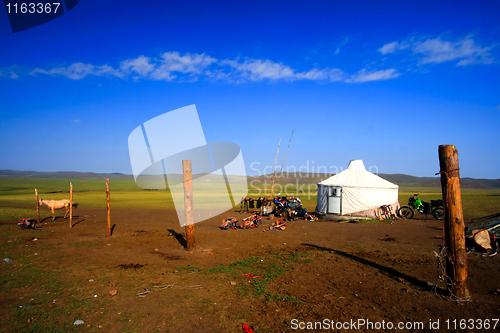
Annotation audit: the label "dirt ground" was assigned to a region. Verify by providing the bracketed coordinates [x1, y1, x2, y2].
[1, 207, 499, 332]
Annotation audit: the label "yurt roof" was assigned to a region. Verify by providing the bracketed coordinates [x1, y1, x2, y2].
[318, 160, 398, 189]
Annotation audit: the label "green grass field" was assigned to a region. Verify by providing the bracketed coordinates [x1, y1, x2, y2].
[0, 178, 499, 223]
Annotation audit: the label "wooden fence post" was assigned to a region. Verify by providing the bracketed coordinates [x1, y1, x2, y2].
[106, 179, 111, 237]
[183, 160, 195, 251]
[35, 189, 40, 224]
[438, 145, 470, 299]
[69, 183, 73, 228]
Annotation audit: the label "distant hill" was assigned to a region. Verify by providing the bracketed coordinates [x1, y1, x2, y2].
[248, 172, 500, 189]
[0, 170, 133, 180]
[378, 174, 500, 189]
[1, 170, 499, 188]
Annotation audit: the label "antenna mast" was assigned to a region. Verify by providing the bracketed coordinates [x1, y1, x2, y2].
[269, 140, 281, 198]
[275, 130, 294, 191]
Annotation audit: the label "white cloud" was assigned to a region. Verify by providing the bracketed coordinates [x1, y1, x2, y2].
[29, 51, 400, 83]
[379, 34, 495, 66]
[224, 59, 295, 81]
[160, 52, 217, 74]
[148, 52, 217, 81]
[222, 59, 348, 82]
[296, 68, 345, 81]
[413, 36, 494, 66]
[31, 62, 124, 80]
[347, 68, 401, 83]
[378, 41, 410, 55]
[120, 55, 155, 77]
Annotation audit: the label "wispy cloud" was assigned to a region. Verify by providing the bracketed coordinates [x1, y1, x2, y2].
[378, 34, 496, 66]
[70, 119, 81, 123]
[347, 68, 401, 83]
[378, 41, 410, 55]
[125, 52, 219, 81]
[335, 36, 351, 54]
[31, 62, 124, 80]
[119, 55, 155, 78]
[0, 66, 19, 79]
[297, 68, 345, 81]
[223, 59, 296, 81]
[29, 51, 399, 84]
[414, 36, 494, 66]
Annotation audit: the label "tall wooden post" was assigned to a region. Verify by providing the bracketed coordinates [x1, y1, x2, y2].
[438, 145, 470, 299]
[106, 179, 111, 237]
[35, 189, 40, 224]
[182, 160, 195, 251]
[69, 183, 73, 228]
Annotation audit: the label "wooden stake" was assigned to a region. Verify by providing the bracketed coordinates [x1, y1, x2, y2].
[35, 189, 40, 224]
[106, 179, 111, 237]
[438, 145, 470, 299]
[69, 183, 73, 228]
[183, 160, 195, 251]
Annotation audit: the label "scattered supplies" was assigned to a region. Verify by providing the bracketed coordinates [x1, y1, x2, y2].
[18, 218, 40, 230]
[242, 273, 262, 279]
[269, 222, 287, 231]
[466, 214, 500, 257]
[242, 324, 254, 333]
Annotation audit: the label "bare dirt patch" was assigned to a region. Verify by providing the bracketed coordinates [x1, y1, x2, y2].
[1, 207, 499, 332]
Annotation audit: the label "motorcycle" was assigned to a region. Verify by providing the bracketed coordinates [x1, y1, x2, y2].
[398, 194, 444, 220]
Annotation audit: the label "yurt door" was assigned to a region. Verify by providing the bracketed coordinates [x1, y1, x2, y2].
[327, 186, 341, 214]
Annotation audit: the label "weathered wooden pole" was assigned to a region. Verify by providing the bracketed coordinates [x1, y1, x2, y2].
[106, 179, 111, 237]
[438, 145, 470, 299]
[35, 189, 40, 224]
[182, 160, 195, 251]
[69, 183, 73, 228]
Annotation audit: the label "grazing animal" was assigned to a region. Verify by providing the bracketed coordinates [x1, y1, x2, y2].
[38, 199, 78, 221]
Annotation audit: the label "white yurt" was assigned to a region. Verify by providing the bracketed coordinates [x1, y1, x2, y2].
[316, 160, 399, 218]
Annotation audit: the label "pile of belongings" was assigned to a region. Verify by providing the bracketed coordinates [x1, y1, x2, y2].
[18, 218, 38, 230]
[220, 213, 263, 230]
[465, 213, 500, 257]
[269, 219, 287, 231]
[220, 217, 238, 230]
[272, 195, 307, 220]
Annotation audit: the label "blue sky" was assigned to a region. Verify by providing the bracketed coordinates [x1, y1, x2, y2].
[1, 0, 499, 178]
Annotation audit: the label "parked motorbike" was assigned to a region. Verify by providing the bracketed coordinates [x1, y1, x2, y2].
[398, 194, 444, 220]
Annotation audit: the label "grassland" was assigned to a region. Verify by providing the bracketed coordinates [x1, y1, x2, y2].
[0, 177, 499, 223]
